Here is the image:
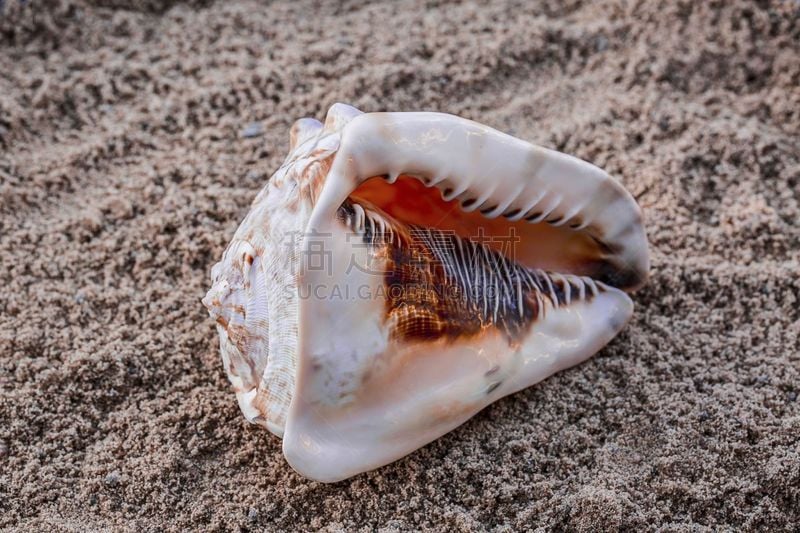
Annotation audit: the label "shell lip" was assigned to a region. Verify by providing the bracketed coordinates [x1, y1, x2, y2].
[306, 108, 650, 294]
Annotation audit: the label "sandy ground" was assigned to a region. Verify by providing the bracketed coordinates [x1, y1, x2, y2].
[1, 0, 799, 530]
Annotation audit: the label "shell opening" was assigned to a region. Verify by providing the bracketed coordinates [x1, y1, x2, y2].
[349, 174, 623, 288]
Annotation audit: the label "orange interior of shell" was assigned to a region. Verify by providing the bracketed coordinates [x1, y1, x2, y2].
[349, 175, 605, 277]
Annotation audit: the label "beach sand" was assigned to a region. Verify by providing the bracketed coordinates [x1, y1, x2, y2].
[1, 0, 798, 529]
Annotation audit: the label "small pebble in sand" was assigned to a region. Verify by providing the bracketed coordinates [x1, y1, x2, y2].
[104, 471, 120, 486]
[241, 122, 263, 138]
[246, 170, 263, 182]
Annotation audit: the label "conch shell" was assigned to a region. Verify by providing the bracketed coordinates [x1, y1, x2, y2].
[203, 104, 649, 482]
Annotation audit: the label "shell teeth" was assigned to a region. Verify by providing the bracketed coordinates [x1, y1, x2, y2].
[341, 201, 395, 244]
[584, 276, 599, 298]
[451, 182, 471, 199]
[549, 202, 585, 228]
[508, 189, 546, 221]
[537, 272, 594, 307]
[352, 203, 366, 230]
[464, 187, 495, 213]
[550, 273, 571, 305]
[483, 184, 525, 219]
[426, 174, 446, 187]
[441, 180, 469, 202]
[461, 197, 477, 209]
[542, 273, 558, 304]
[525, 194, 562, 223]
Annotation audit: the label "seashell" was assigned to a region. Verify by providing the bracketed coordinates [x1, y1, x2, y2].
[203, 103, 649, 482]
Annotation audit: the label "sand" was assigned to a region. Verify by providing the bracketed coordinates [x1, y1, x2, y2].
[1, 0, 799, 530]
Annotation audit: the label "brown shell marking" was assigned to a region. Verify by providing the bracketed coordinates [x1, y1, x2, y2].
[337, 200, 598, 347]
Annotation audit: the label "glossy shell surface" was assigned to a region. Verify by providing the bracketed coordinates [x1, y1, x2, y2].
[204, 103, 649, 482]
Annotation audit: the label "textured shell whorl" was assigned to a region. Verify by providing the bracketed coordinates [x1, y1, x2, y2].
[203, 105, 362, 436]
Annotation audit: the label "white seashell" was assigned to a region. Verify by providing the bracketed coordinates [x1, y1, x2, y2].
[203, 103, 649, 482]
